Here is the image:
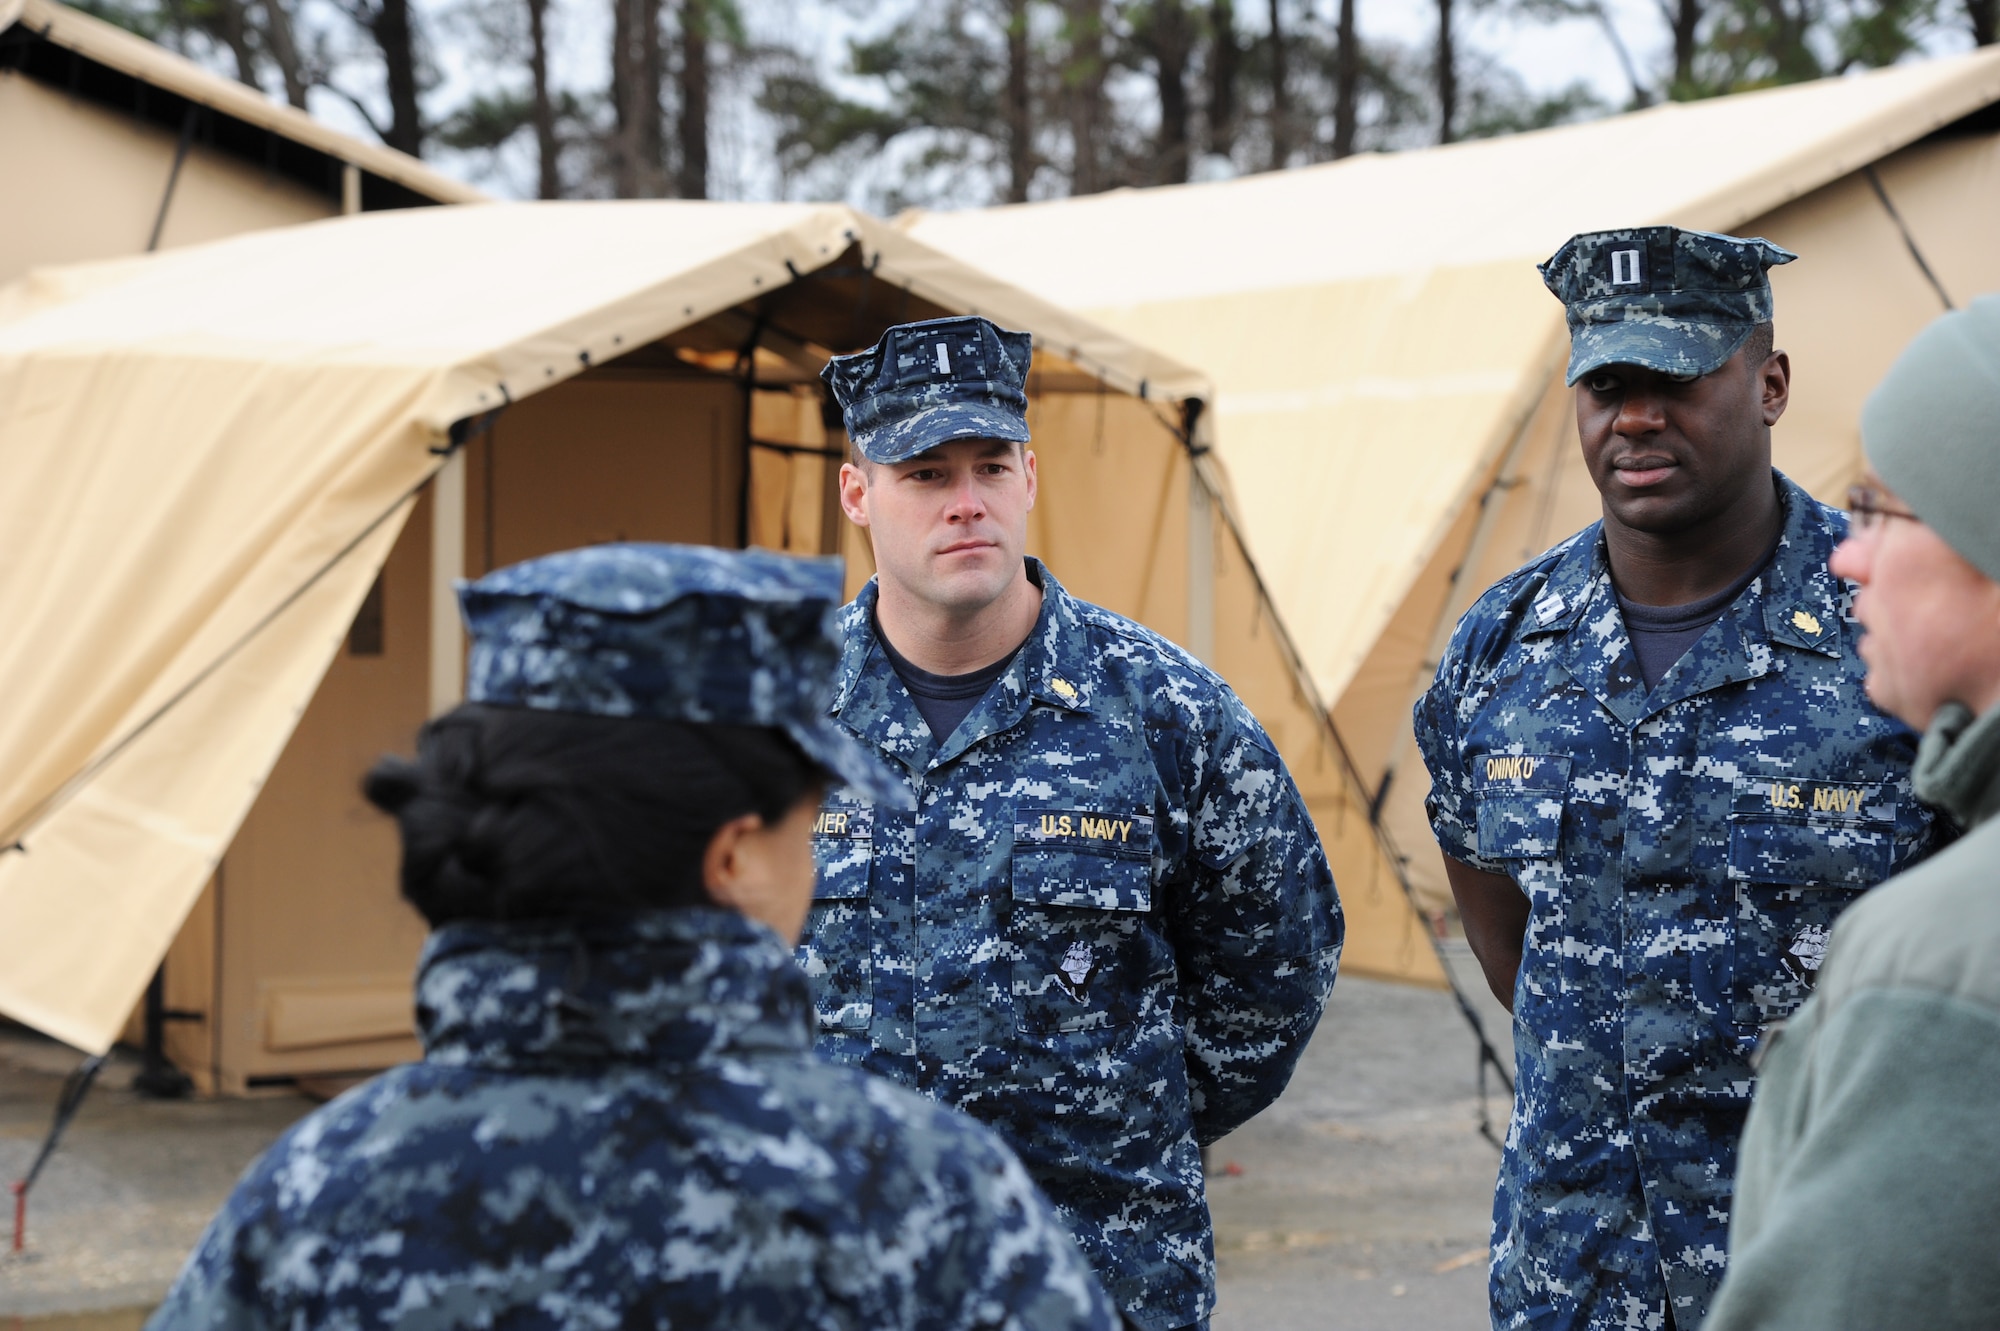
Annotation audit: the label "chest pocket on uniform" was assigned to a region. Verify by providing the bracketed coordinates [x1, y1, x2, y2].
[1474, 754, 1572, 860]
[1726, 776, 1894, 1031]
[1010, 810, 1163, 1036]
[799, 800, 873, 1035]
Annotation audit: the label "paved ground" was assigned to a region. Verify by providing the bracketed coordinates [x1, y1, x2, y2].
[0, 944, 1515, 1330]
[1209, 943, 1513, 1331]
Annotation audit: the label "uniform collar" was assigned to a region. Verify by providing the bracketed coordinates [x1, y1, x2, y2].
[415, 908, 812, 1071]
[1529, 473, 1845, 726]
[831, 558, 1095, 774]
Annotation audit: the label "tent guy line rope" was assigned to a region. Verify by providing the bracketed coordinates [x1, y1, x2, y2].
[0, 456, 444, 861]
[1862, 164, 1957, 311]
[1155, 412, 1515, 1147]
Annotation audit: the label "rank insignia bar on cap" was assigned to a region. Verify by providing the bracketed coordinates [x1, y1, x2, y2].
[821, 315, 1034, 465]
[1539, 226, 1797, 385]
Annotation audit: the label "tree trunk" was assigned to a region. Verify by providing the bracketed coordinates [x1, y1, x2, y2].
[373, 0, 423, 155]
[259, 0, 310, 108]
[1004, 0, 1033, 202]
[213, 0, 261, 90]
[1671, 0, 1700, 95]
[676, 0, 709, 198]
[1207, 0, 1239, 160]
[1266, 0, 1289, 168]
[609, 0, 641, 196]
[1434, 0, 1455, 144]
[1065, 0, 1107, 195]
[1332, 0, 1356, 157]
[526, 0, 559, 197]
[643, 0, 667, 193]
[1151, 0, 1193, 184]
[1971, 0, 1998, 44]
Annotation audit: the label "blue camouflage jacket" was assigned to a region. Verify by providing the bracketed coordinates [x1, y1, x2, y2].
[1415, 474, 1941, 1330]
[799, 561, 1343, 1330]
[148, 908, 1118, 1331]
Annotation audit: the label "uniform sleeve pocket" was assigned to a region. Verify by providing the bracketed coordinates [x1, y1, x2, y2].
[1010, 813, 1164, 1035]
[799, 801, 873, 1034]
[1473, 755, 1571, 860]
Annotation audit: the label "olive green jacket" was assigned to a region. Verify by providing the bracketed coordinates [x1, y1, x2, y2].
[1708, 699, 2000, 1331]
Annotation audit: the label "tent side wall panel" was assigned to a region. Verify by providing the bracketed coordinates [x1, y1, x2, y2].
[189, 372, 749, 1090]
[211, 488, 436, 1092]
[0, 69, 334, 284]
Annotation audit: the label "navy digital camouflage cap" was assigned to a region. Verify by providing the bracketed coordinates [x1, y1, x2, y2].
[821, 315, 1033, 464]
[460, 544, 911, 808]
[1539, 226, 1797, 385]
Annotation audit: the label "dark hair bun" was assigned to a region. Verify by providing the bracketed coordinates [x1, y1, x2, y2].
[362, 757, 423, 814]
[363, 705, 823, 927]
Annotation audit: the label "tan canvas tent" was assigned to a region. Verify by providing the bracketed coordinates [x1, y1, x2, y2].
[904, 51, 2000, 916]
[0, 199, 1441, 1092]
[0, 0, 480, 286]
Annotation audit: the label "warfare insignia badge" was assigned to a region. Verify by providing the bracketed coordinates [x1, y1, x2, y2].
[1792, 609, 1823, 637]
[1781, 923, 1831, 982]
[1056, 940, 1096, 999]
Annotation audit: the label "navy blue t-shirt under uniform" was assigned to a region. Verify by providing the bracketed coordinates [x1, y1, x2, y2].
[875, 618, 1022, 744]
[1615, 529, 1780, 691]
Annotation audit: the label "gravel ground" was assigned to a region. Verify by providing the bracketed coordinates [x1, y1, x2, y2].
[0, 944, 1516, 1330]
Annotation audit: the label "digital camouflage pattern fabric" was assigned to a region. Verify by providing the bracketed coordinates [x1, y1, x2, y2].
[148, 909, 1118, 1331]
[820, 316, 1033, 465]
[1414, 475, 1944, 1331]
[460, 542, 907, 807]
[800, 561, 1344, 1330]
[1540, 227, 1797, 386]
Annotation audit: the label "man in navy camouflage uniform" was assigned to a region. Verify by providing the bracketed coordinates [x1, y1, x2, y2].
[1414, 229, 1944, 1330]
[149, 544, 1119, 1331]
[801, 316, 1343, 1331]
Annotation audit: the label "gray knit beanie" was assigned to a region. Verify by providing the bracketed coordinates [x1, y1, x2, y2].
[1862, 295, 2000, 583]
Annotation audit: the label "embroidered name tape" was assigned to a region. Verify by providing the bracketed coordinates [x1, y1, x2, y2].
[1733, 776, 1891, 822]
[812, 806, 875, 840]
[1014, 810, 1155, 859]
[1474, 754, 1571, 791]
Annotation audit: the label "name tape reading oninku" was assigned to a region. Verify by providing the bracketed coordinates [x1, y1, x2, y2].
[1475, 754, 1572, 789]
[812, 807, 875, 840]
[1014, 810, 1156, 857]
[1732, 776, 1892, 821]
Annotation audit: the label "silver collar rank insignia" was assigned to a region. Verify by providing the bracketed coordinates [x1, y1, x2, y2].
[1056, 940, 1096, 999]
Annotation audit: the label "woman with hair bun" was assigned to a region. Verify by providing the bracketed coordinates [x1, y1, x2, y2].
[149, 544, 1117, 1331]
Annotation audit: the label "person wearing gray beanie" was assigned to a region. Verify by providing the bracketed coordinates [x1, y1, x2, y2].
[1709, 294, 2000, 1331]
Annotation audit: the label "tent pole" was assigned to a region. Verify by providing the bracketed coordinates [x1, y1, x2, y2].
[430, 451, 467, 717]
[1185, 401, 1215, 665]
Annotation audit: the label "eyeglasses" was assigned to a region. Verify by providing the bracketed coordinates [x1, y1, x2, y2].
[1846, 484, 1920, 534]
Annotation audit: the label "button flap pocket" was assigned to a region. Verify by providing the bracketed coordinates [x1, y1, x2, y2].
[1474, 754, 1571, 860]
[1728, 818, 1892, 887]
[1728, 775, 1894, 887]
[1012, 810, 1155, 912]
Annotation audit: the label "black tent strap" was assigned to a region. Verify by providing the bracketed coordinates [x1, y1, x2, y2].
[0, 455, 450, 857]
[1863, 165, 1956, 312]
[11, 1052, 107, 1253]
